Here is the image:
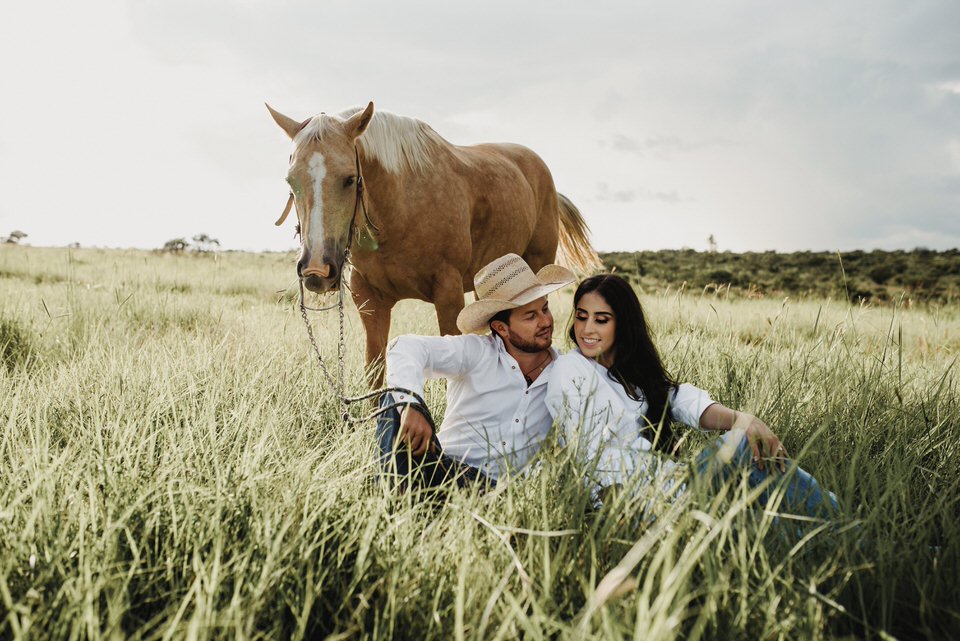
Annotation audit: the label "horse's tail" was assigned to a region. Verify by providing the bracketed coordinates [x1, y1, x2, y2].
[556, 193, 603, 274]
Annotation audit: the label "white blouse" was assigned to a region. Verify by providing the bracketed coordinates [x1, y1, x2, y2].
[545, 350, 716, 491]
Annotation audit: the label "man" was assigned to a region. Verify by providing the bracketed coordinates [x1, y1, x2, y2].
[377, 253, 575, 487]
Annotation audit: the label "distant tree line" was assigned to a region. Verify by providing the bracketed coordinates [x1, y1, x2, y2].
[601, 248, 960, 303]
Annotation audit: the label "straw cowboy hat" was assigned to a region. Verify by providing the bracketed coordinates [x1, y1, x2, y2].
[456, 254, 576, 334]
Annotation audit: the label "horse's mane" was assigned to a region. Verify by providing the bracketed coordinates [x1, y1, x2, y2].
[293, 107, 446, 174]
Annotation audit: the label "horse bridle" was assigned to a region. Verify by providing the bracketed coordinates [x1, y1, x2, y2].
[350, 145, 380, 239]
[274, 145, 380, 242]
[282, 145, 380, 312]
[280, 146, 379, 247]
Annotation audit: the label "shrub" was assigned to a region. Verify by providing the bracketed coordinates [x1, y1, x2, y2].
[707, 269, 735, 284]
[162, 238, 190, 253]
[869, 265, 896, 284]
[192, 234, 221, 253]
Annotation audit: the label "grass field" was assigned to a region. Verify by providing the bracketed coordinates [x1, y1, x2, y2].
[1, 246, 958, 640]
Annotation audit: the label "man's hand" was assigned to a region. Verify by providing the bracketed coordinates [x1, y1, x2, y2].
[739, 413, 788, 472]
[397, 405, 437, 457]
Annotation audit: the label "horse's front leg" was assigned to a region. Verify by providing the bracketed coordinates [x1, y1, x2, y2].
[349, 270, 396, 389]
[432, 268, 466, 336]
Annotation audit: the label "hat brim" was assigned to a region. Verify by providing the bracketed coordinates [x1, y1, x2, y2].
[456, 264, 576, 334]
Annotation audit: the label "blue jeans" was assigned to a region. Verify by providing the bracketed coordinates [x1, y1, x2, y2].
[375, 394, 492, 490]
[694, 431, 839, 517]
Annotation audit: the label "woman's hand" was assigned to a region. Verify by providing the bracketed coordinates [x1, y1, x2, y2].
[700, 404, 789, 472]
[738, 413, 788, 472]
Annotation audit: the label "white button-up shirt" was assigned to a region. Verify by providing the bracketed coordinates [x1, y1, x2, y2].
[385, 333, 559, 481]
[545, 350, 716, 491]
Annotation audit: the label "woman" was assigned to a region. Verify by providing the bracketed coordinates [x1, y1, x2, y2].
[545, 274, 837, 516]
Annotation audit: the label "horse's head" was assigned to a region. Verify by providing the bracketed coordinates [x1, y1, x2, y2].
[267, 102, 375, 293]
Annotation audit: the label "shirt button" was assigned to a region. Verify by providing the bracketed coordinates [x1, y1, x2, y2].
[515, 418, 519, 423]
[524, 391, 529, 395]
[511, 366, 516, 370]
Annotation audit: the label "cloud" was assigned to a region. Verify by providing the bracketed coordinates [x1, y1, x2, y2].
[948, 140, 960, 173]
[594, 182, 637, 203]
[602, 134, 733, 158]
[645, 190, 687, 203]
[936, 175, 960, 195]
[594, 182, 689, 204]
[933, 81, 960, 95]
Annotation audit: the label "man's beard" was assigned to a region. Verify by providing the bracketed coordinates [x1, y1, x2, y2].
[508, 330, 552, 354]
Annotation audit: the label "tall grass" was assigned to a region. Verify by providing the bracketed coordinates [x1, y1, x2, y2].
[1, 246, 957, 640]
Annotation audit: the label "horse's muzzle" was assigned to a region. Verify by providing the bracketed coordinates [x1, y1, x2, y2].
[298, 243, 345, 293]
[300, 256, 343, 292]
[302, 272, 340, 293]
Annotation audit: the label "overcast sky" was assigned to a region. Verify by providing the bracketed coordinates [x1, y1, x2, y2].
[1, 0, 958, 253]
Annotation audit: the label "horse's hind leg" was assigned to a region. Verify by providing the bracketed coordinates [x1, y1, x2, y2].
[521, 225, 560, 273]
[522, 244, 557, 275]
[433, 268, 466, 337]
[350, 271, 396, 389]
[522, 196, 562, 272]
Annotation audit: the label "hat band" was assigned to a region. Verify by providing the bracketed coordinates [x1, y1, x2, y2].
[478, 266, 531, 301]
[476, 254, 527, 291]
[489, 282, 544, 305]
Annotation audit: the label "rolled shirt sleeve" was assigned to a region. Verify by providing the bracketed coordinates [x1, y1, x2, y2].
[669, 383, 717, 430]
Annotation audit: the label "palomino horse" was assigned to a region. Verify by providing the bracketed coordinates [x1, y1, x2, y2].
[267, 101, 600, 385]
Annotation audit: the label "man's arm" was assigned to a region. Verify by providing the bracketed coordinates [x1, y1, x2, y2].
[386, 334, 488, 457]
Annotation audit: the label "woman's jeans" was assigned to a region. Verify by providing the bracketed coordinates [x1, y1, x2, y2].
[695, 430, 840, 517]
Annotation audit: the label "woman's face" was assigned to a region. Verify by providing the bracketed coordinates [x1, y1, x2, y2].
[574, 291, 616, 366]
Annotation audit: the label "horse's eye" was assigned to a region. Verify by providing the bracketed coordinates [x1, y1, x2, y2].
[344, 176, 355, 188]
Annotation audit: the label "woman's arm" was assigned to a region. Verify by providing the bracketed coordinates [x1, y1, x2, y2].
[699, 404, 788, 471]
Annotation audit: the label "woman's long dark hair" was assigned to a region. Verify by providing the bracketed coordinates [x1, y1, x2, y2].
[568, 274, 678, 452]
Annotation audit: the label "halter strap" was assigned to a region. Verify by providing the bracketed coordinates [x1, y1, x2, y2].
[353, 145, 380, 235]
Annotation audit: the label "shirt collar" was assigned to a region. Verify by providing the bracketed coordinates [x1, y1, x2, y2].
[493, 334, 560, 387]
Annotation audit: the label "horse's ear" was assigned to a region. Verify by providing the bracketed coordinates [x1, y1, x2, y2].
[266, 103, 308, 140]
[345, 101, 375, 139]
